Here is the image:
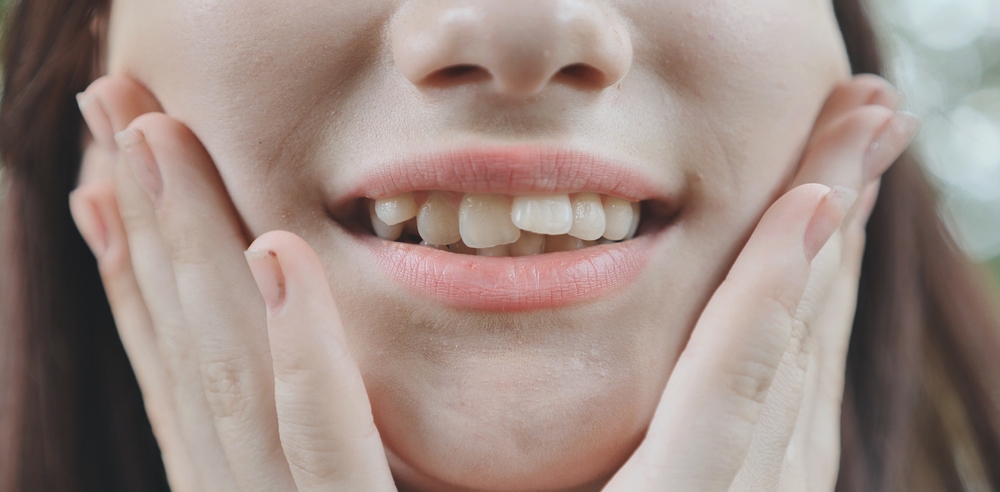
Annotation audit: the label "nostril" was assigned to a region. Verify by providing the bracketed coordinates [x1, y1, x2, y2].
[553, 63, 607, 89]
[422, 64, 492, 88]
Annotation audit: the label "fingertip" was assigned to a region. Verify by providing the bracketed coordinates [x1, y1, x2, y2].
[69, 186, 109, 259]
[804, 186, 858, 263]
[245, 248, 286, 313]
[247, 231, 332, 315]
[82, 75, 164, 132]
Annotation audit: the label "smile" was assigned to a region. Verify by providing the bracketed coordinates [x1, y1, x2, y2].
[329, 146, 680, 311]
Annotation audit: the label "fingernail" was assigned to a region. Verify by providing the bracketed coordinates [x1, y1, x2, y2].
[863, 111, 920, 181]
[115, 127, 163, 203]
[69, 191, 109, 259]
[77, 92, 118, 154]
[803, 185, 858, 263]
[245, 249, 286, 313]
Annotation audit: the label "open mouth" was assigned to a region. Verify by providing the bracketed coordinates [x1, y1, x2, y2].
[328, 147, 678, 311]
[336, 191, 671, 256]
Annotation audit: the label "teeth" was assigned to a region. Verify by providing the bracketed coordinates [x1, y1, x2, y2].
[510, 231, 546, 256]
[568, 193, 607, 241]
[448, 240, 476, 255]
[374, 192, 418, 225]
[374, 192, 642, 252]
[478, 245, 511, 256]
[510, 194, 573, 235]
[417, 192, 462, 245]
[626, 201, 641, 240]
[420, 241, 448, 251]
[404, 217, 420, 236]
[370, 202, 404, 240]
[545, 235, 597, 253]
[459, 194, 521, 249]
[602, 196, 634, 241]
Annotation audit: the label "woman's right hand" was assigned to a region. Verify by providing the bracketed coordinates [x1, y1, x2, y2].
[70, 76, 397, 491]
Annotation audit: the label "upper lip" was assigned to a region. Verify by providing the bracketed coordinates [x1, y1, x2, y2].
[332, 145, 671, 209]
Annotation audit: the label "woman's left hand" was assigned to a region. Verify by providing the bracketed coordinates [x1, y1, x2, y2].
[605, 75, 917, 491]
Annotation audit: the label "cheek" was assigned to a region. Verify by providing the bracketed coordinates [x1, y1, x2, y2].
[106, 0, 395, 229]
[623, 0, 850, 231]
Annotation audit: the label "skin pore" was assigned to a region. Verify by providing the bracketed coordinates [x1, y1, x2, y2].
[90, 0, 856, 490]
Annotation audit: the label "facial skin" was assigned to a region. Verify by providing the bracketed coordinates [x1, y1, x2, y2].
[105, 1, 851, 489]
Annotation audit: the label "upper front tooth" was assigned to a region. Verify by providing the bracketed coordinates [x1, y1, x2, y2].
[568, 193, 606, 240]
[370, 202, 404, 240]
[602, 196, 634, 241]
[374, 192, 418, 225]
[510, 194, 573, 235]
[417, 192, 462, 245]
[459, 194, 521, 249]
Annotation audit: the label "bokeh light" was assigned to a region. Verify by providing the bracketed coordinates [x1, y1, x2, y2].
[874, 0, 1000, 268]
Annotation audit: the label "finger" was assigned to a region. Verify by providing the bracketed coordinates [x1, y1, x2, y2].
[793, 105, 893, 195]
[82, 77, 238, 491]
[247, 231, 396, 492]
[78, 76, 162, 154]
[730, 228, 845, 492]
[116, 113, 295, 490]
[775, 183, 878, 492]
[811, 74, 897, 134]
[606, 183, 855, 491]
[69, 182, 202, 492]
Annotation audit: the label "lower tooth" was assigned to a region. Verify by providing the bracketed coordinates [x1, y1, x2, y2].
[404, 218, 420, 236]
[420, 241, 448, 251]
[510, 231, 546, 256]
[370, 202, 404, 240]
[545, 235, 595, 253]
[448, 241, 477, 255]
[477, 245, 510, 257]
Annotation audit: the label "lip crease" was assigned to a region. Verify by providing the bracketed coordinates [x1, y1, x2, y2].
[338, 146, 671, 312]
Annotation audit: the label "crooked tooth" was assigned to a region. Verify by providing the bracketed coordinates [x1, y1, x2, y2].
[375, 192, 418, 225]
[510, 231, 546, 257]
[448, 240, 476, 255]
[625, 201, 641, 240]
[510, 194, 573, 235]
[602, 196, 634, 241]
[459, 194, 521, 249]
[417, 193, 462, 245]
[545, 235, 596, 253]
[568, 193, 606, 240]
[477, 245, 510, 257]
[370, 202, 404, 240]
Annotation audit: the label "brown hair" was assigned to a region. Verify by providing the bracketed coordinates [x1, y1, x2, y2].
[1, 0, 998, 490]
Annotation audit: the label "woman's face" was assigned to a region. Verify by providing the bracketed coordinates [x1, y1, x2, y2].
[106, 1, 850, 489]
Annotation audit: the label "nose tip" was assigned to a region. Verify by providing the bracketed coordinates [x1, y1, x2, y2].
[391, 0, 633, 96]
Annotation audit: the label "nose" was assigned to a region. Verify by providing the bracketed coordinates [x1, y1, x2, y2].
[391, 0, 633, 96]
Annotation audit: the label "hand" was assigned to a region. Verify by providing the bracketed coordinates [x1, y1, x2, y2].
[604, 75, 918, 491]
[70, 76, 396, 491]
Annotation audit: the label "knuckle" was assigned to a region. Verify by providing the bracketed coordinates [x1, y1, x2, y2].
[727, 357, 780, 409]
[200, 356, 253, 420]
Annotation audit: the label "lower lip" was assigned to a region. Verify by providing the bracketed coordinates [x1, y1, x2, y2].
[362, 234, 654, 312]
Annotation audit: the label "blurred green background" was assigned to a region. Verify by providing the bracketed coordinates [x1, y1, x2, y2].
[872, 0, 1000, 288]
[0, 0, 997, 288]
